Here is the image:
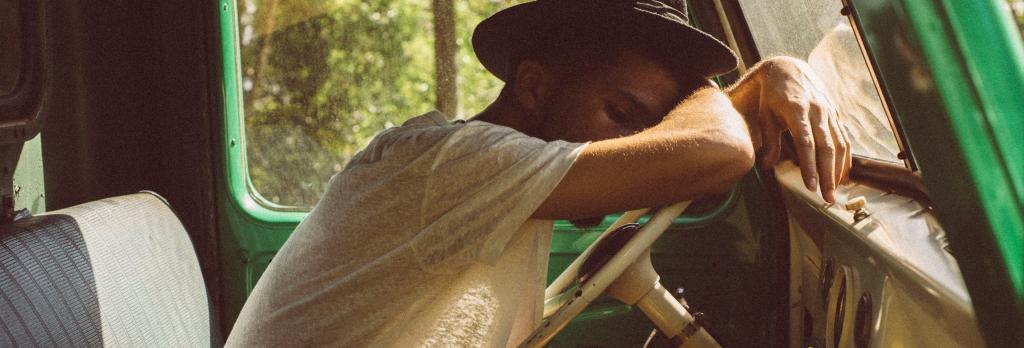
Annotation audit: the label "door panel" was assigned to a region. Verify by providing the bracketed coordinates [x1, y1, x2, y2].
[845, 0, 1024, 345]
[777, 162, 984, 347]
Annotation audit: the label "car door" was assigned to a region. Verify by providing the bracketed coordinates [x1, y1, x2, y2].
[723, 0, 1024, 346]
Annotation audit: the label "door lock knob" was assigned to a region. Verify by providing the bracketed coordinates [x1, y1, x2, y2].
[845, 196, 867, 211]
[845, 196, 871, 223]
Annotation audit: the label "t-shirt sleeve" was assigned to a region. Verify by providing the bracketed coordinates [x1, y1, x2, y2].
[413, 123, 586, 272]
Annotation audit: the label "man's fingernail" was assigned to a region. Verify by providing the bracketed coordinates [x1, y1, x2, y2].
[807, 177, 818, 191]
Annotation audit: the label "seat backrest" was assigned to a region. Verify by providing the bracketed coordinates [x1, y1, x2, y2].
[0, 192, 210, 347]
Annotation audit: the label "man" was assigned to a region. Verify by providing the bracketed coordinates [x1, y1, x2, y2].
[227, 0, 850, 347]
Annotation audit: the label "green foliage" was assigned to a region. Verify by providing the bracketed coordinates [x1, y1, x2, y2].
[239, 0, 522, 207]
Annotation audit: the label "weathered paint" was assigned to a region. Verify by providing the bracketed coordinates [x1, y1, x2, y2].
[13, 135, 44, 214]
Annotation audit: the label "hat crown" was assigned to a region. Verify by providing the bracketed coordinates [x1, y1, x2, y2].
[472, 0, 737, 81]
[633, 0, 689, 23]
[537, 0, 690, 24]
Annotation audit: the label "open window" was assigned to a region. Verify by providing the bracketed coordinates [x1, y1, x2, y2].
[736, 0, 909, 168]
[232, 0, 525, 209]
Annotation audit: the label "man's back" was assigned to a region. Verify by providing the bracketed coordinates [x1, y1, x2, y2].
[226, 112, 585, 347]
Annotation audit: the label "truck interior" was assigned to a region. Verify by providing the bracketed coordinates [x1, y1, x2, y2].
[1, 0, 1023, 347]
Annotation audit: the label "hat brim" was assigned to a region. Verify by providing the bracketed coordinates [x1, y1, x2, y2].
[472, 2, 739, 82]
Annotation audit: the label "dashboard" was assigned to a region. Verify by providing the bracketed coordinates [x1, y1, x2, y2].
[776, 161, 985, 347]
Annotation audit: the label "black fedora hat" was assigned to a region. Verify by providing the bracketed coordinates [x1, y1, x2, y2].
[472, 0, 738, 81]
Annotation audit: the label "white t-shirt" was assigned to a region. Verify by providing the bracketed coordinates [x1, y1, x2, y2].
[227, 111, 587, 347]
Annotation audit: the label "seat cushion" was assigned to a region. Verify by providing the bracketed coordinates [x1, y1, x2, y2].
[1, 192, 210, 347]
[0, 214, 103, 347]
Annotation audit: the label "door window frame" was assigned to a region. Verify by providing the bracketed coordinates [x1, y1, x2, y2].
[0, 0, 45, 133]
[719, 0, 918, 170]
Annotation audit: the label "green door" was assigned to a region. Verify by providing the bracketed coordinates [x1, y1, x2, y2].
[848, 0, 1024, 346]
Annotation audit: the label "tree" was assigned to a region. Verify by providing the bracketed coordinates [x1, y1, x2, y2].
[433, 0, 457, 117]
[238, 0, 524, 207]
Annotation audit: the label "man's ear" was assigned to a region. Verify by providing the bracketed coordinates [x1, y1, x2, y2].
[512, 59, 554, 112]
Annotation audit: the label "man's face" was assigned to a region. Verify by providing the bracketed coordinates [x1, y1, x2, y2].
[533, 50, 709, 142]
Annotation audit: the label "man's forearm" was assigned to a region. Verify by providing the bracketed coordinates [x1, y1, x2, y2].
[533, 87, 756, 219]
[656, 87, 754, 151]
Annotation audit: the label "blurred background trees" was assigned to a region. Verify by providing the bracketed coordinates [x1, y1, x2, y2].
[237, 0, 523, 207]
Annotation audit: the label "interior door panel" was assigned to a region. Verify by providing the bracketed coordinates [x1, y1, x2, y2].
[777, 162, 985, 347]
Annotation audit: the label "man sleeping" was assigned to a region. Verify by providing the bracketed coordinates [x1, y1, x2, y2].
[227, 1, 849, 346]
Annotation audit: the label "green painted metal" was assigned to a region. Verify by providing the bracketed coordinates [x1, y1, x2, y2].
[902, 0, 1024, 295]
[848, 0, 1024, 345]
[940, 0, 1024, 210]
[937, 0, 1024, 291]
[13, 135, 44, 214]
[216, 0, 304, 328]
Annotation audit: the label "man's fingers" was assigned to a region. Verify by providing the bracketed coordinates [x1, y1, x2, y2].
[760, 118, 783, 170]
[843, 127, 851, 185]
[829, 113, 848, 188]
[810, 103, 837, 203]
[841, 120, 853, 184]
[784, 104, 819, 193]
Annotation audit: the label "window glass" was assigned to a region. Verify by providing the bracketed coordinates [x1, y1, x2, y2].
[1008, 0, 1024, 35]
[237, 0, 524, 207]
[0, 0, 22, 96]
[737, 0, 903, 164]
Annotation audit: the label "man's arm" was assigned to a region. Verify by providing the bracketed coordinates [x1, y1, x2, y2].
[532, 56, 850, 220]
[532, 87, 754, 220]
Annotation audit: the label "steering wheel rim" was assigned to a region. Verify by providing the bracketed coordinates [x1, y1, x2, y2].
[520, 186, 740, 348]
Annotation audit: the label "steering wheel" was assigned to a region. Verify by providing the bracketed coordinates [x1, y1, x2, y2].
[517, 186, 740, 348]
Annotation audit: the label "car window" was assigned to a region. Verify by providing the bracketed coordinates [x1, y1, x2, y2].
[0, 0, 22, 96]
[1008, 0, 1024, 35]
[736, 0, 904, 164]
[236, 0, 524, 208]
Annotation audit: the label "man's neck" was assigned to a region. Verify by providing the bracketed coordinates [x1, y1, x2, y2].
[470, 97, 544, 139]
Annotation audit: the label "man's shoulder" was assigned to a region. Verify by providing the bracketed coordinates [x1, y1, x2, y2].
[373, 112, 466, 149]
[377, 112, 527, 149]
[400, 110, 453, 128]
[347, 111, 491, 166]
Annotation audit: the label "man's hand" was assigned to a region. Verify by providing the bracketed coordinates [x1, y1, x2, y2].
[727, 56, 852, 203]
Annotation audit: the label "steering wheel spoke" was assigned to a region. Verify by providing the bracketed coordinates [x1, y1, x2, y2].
[524, 184, 742, 348]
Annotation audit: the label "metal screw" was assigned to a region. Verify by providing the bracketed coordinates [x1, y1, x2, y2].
[853, 209, 872, 223]
[13, 185, 20, 195]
